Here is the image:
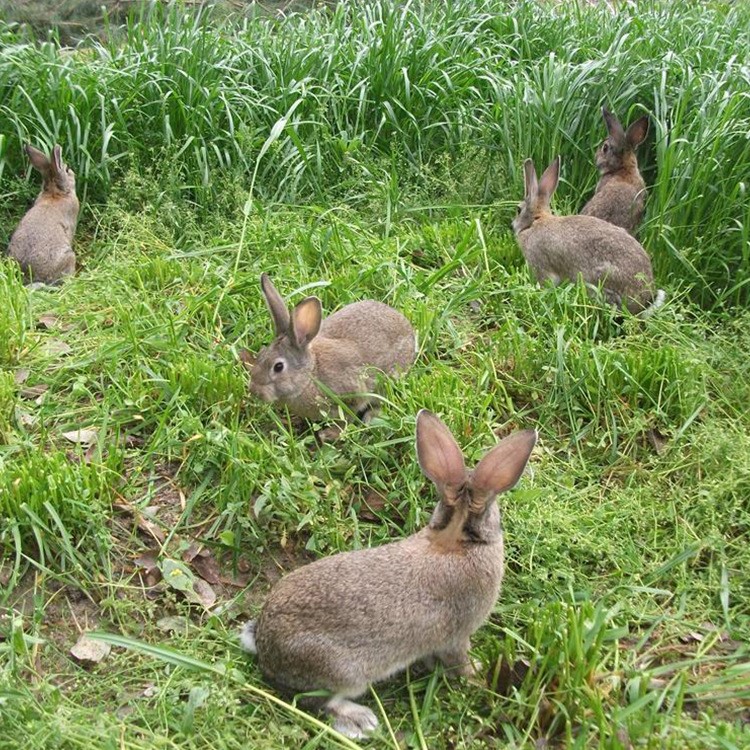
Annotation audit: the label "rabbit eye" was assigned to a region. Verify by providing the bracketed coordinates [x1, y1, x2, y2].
[516, 204, 522, 215]
[602, 143, 609, 154]
[273, 360, 284, 373]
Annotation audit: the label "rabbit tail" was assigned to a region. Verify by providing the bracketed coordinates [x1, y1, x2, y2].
[638, 289, 667, 319]
[240, 620, 258, 653]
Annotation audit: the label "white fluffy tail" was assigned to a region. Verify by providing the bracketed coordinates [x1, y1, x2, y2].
[638, 289, 667, 319]
[240, 620, 257, 653]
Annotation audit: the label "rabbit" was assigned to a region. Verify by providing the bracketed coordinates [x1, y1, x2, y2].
[580, 107, 649, 235]
[513, 156, 665, 316]
[7, 144, 79, 285]
[249, 273, 416, 422]
[241, 409, 537, 738]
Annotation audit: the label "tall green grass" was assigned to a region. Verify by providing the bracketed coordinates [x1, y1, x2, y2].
[1, 0, 749, 305]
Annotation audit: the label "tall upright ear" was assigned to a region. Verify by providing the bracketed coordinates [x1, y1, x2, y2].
[625, 115, 649, 149]
[537, 156, 560, 204]
[260, 274, 290, 336]
[472, 429, 537, 498]
[523, 158, 538, 201]
[416, 410, 466, 501]
[601, 107, 626, 142]
[25, 144, 51, 174]
[52, 144, 64, 174]
[291, 297, 322, 349]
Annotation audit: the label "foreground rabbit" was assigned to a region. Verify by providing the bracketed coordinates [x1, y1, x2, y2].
[8, 144, 79, 284]
[513, 156, 665, 315]
[241, 410, 537, 738]
[580, 107, 649, 235]
[250, 274, 416, 421]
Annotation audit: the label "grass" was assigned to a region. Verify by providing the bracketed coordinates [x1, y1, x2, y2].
[1, 1, 749, 748]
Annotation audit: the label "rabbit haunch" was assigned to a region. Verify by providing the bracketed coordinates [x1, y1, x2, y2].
[250, 274, 416, 421]
[581, 107, 649, 235]
[8, 144, 79, 284]
[513, 156, 663, 316]
[242, 411, 537, 739]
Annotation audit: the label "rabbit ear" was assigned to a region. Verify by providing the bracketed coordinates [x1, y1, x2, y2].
[52, 144, 64, 174]
[261, 274, 291, 336]
[416, 410, 466, 501]
[625, 115, 649, 149]
[537, 156, 560, 204]
[601, 107, 626, 142]
[291, 297, 322, 349]
[471, 429, 537, 501]
[25, 144, 51, 174]
[523, 158, 538, 201]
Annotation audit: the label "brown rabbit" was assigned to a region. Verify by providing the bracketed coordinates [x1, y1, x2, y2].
[250, 274, 416, 422]
[580, 107, 649, 235]
[8, 144, 79, 284]
[513, 156, 665, 316]
[241, 410, 537, 738]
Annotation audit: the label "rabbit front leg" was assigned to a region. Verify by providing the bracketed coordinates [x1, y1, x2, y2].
[326, 694, 379, 739]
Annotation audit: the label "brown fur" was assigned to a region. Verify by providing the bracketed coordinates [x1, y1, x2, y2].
[250, 275, 416, 421]
[513, 156, 657, 315]
[581, 107, 649, 235]
[8, 144, 79, 284]
[242, 411, 537, 738]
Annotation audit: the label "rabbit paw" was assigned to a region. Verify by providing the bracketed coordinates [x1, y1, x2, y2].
[327, 697, 378, 739]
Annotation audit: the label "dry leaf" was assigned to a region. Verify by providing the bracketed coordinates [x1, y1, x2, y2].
[491, 658, 530, 694]
[38, 313, 72, 331]
[358, 489, 387, 522]
[182, 542, 201, 564]
[156, 616, 191, 633]
[42, 339, 72, 356]
[193, 579, 217, 608]
[190, 548, 221, 585]
[83, 443, 101, 464]
[238, 348, 255, 369]
[70, 634, 111, 665]
[16, 409, 37, 427]
[62, 428, 98, 446]
[0, 562, 13, 587]
[134, 551, 162, 587]
[646, 428, 669, 455]
[145, 585, 166, 600]
[14, 368, 29, 384]
[115, 503, 166, 544]
[20, 384, 48, 400]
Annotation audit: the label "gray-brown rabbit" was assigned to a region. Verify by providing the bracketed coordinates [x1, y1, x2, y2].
[580, 107, 649, 235]
[250, 274, 416, 421]
[513, 156, 665, 316]
[241, 410, 537, 738]
[8, 144, 79, 284]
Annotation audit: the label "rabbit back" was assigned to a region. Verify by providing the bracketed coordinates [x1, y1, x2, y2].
[518, 214, 655, 313]
[254, 531, 504, 694]
[319, 300, 416, 376]
[8, 204, 77, 283]
[580, 174, 646, 235]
